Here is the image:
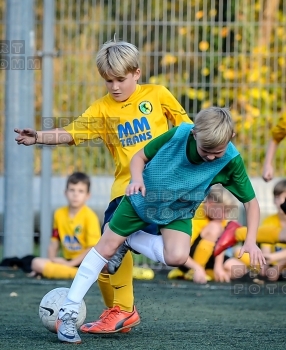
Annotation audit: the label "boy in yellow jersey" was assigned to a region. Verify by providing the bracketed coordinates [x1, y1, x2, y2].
[168, 186, 246, 283]
[262, 110, 286, 182]
[214, 179, 286, 258]
[229, 179, 286, 281]
[15, 39, 191, 336]
[31, 172, 101, 279]
[260, 182, 286, 278]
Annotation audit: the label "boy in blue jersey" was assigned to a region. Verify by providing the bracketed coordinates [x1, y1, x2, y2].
[56, 106, 266, 343]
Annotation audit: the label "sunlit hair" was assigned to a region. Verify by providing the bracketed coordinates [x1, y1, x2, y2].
[66, 172, 91, 192]
[193, 107, 234, 148]
[273, 179, 286, 197]
[96, 35, 140, 79]
[193, 185, 236, 220]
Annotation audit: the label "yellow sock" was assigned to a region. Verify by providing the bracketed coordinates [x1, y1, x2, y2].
[43, 262, 78, 279]
[193, 239, 215, 267]
[236, 226, 280, 244]
[97, 273, 114, 309]
[109, 250, 134, 312]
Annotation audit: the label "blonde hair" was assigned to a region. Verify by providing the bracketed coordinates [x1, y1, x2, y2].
[96, 37, 140, 79]
[193, 107, 234, 148]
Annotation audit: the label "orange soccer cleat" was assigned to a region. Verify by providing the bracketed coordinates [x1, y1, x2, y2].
[80, 307, 131, 333]
[213, 221, 242, 257]
[80, 306, 140, 334]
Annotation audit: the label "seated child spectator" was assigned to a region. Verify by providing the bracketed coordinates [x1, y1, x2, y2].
[215, 179, 286, 273]
[168, 185, 247, 283]
[232, 179, 286, 281]
[31, 172, 101, 279]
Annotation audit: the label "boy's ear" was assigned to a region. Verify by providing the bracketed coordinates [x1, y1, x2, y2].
[232, 132, 236, 138]
[192, 129, 196, 140]
[134, 68, 141, 81]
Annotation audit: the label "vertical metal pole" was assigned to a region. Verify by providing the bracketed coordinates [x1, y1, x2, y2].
[4, 0, 35, 257]
[40, 0, 55, 258]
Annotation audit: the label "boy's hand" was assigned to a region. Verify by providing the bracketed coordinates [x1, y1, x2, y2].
[192, 266, 208, 284]
[262, 164, 274, 182]
[237, 242, 266, 268]
[126, 181, 146, 197]
[214, 265, 230, 283]
[14, 128, 37, 145]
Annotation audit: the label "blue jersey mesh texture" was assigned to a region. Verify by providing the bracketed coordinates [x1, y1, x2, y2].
[129, 123, 239, 225]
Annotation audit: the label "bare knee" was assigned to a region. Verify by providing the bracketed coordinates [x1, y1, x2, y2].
[95, 235, 125, 260]
[164, 249, 189, 266]
[31, 257, 48, 273]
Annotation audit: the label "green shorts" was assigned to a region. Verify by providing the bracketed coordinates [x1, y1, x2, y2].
[109, 196, 192, 237]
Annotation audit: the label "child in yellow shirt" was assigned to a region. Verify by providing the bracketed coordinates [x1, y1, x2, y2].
[31, 172, 101, 279]
[168, 186, 246, 283]
[215, 179, 286, 272]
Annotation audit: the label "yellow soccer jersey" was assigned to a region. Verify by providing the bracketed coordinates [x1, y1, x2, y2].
[260, 214, 286, 252]
[271, 110, 286, 143]
[191, 217, 228, 244]
[51, 205, 101, 260]
[64, 84, 191, 200]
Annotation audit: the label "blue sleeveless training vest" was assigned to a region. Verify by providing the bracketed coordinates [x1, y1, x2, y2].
[129, 123, 239, 225]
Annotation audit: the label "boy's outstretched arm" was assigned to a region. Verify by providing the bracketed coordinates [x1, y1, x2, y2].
[14, 127, 73, 146]
[262, 140, 278, 182]
[237, 198, 266, 268]
[126, 149, 149, 197]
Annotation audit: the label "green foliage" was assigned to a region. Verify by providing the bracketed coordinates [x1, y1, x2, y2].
[147, 0, 286, 175]
[1, 0, 285, 176]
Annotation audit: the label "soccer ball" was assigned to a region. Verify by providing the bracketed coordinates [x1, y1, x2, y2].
[39, 287, 86, 333]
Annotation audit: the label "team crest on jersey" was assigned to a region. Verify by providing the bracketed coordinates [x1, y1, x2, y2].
[139, 101, 153, 115]
[74, 225, 82, 235]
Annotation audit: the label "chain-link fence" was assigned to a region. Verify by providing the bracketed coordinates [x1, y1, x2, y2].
[1, 0, 286, 265]
[1, 0, 285, 175]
